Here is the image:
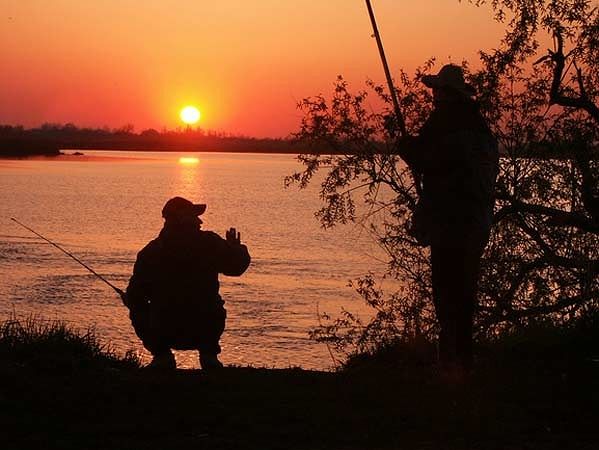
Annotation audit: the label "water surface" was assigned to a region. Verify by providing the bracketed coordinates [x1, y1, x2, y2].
[0, 151, 386, 369]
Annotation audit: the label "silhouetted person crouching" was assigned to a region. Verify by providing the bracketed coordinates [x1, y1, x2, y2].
[123, 196, 251, 370]
[398, 65, 498, 375]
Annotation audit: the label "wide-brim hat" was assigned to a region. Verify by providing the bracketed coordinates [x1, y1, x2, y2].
[421, 64, 476, 97]
[162, 196, 206, 219]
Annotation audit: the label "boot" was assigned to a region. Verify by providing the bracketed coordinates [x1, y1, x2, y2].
[199, 353, 223, 371]
[146, 351, 176, 370]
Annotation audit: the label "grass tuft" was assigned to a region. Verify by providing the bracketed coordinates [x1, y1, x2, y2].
[0, 316, 140, 371]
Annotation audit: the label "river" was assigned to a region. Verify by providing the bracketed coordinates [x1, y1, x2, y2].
[0, 150, 388, 370]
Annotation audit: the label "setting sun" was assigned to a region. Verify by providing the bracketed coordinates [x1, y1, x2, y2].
[180, 106, 201, 125]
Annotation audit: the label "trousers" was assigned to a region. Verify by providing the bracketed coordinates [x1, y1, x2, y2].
[431, 238, 485, 368]
[129, 302, 226, 356]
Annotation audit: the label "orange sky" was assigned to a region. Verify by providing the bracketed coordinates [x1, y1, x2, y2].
[0, 1, 506, 137]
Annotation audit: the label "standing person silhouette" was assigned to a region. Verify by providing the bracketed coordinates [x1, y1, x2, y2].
[122, 196, 251, 370]
[398, 64, 499, 377]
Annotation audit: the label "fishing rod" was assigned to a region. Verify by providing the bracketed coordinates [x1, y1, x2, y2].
[365, 0, 406, 137]
[364, 0, 422, 197]
[10, 217, 125, 297]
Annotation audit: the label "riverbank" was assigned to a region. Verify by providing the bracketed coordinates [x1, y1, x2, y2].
[1, 317, 597, 450]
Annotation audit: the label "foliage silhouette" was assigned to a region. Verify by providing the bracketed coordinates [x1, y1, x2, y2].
[288, 1, 598, 362]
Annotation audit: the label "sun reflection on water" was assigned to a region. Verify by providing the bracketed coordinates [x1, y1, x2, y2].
[179, 156, 200, 165]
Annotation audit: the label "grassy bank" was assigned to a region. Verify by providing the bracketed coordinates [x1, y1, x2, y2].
[1, 317, 597, 450]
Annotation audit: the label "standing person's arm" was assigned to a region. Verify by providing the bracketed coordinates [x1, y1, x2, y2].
[395, 109, 444, 173]
[397, 117, 478, 175]
[396, 135, 426, 173]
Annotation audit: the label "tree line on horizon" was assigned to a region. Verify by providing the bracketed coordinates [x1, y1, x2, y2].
[0, 123, 308, 155]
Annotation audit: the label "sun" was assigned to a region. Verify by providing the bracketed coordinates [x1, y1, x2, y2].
[180, 106, 201, 125]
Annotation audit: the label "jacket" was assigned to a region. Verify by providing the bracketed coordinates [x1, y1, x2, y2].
[399, 99, 499, 245]
[126, 225, 251, 315]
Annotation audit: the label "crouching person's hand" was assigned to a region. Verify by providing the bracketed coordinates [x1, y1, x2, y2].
[226, 227, 241, 245]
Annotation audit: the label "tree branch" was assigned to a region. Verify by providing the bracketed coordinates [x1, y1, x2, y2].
[479, 291, 596, 325]
[573, 155, 599, 224]
[547, 29, 599, 123]
[494, 195, 599, 234]
[516, 216, 599, 272]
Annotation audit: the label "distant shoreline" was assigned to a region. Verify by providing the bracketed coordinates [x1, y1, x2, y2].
[0, 125, 317, 157]
[0, 140, 310, 157]
[0, 147, 307, 158]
